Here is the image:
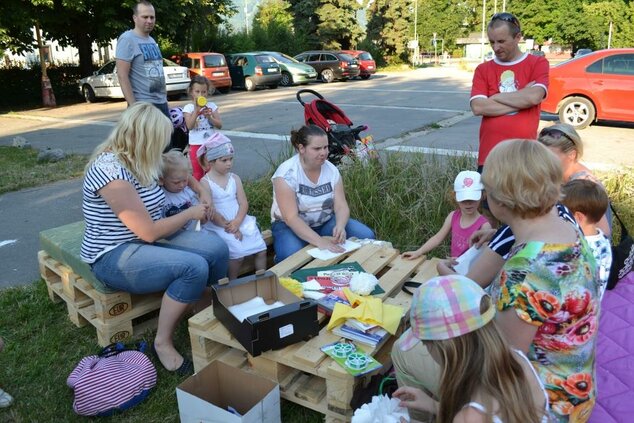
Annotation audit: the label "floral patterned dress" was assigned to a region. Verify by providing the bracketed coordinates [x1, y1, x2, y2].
[493, 238, 599, 423]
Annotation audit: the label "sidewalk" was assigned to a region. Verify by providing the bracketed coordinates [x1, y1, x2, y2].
[0, 178, 83, 288]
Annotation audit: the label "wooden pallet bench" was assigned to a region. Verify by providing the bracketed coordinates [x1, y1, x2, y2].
[189, 241, 440, 422]
[39, 221, 273, 346]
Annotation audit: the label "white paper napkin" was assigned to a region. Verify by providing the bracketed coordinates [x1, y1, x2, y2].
[307, 240, 362, 260]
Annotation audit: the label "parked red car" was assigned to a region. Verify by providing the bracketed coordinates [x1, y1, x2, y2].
[180, 52, 232, 93]
[541, 48, 634, 129]
[340, 50, 376, 80]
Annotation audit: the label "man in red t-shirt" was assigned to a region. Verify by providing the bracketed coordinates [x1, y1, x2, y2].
[470, 13, 549, 170]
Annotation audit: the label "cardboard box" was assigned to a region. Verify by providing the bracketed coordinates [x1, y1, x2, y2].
[212, 271, 319, 357]
[176, 360, 281, 423]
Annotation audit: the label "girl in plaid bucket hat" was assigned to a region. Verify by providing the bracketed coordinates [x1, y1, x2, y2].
[392, 275, 548, 423]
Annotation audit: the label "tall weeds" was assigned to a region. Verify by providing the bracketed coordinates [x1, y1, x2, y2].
[245, 150, 634, 256]
[246, 150, 476, 258]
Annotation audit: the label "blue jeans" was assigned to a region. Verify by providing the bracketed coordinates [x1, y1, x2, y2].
[272, 216, 375, 263]
[92, 230, 229, 303]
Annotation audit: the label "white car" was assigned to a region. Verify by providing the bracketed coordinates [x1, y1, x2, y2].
[77, 58, 190, 103]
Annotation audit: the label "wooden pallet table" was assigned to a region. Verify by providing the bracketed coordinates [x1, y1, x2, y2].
[39, 229, 273, 346]
[189, 242, 440, 422]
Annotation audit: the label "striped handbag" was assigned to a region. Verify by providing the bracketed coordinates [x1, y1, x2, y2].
[67, 342, 157, 416]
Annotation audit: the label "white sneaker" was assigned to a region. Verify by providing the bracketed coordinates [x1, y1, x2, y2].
[0, 389, 13, 408]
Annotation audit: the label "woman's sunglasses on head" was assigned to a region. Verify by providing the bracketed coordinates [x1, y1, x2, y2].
[539, 128, 573, 142]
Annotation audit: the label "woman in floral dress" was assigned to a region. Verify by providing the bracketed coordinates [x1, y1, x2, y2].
[482, 139, 599, 423]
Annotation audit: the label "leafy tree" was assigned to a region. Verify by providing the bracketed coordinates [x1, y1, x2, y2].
[584, 0, 634, 48]
[251, 0, 307, 53]
[315, 0, 363, 49]
[0, 0, 236, 77]
[365, 0, 412, 64]
[413, 0, 473, 54]
[288, 0, 321, 49]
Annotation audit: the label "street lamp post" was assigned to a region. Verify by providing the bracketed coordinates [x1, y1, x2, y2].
[481, 0, 487, 62]
[414, 0, 419, 65]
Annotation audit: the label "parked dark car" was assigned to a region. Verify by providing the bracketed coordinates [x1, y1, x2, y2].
[226, 53, 282, 91]
[293, 51, 360, 83]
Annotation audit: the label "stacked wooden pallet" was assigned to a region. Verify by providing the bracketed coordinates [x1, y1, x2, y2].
[189, 241, 440, 422]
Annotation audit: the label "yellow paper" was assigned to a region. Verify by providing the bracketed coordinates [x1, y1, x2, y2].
[327, 288, 403, 335]
[278, 277, 303, 298]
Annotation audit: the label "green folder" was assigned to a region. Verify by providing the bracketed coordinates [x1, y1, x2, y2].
[291, 262, 385, 296]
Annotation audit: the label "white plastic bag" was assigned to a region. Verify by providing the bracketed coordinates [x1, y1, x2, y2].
[352, 394, 410, 423]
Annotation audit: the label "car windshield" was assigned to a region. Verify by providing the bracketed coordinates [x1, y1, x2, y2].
[255, 55, 275, 64]
[338, 53, 354, 61]
[204, 55, 226, 67]
[358, 52, 373, 60]
[270, 53, 298, 64]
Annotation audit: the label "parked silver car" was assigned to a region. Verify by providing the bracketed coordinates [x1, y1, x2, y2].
[77, 58, 190, 103]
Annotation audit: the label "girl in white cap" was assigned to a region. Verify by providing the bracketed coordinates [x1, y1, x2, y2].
[403, 170, 491, 260]
[197, 133, 267, 280]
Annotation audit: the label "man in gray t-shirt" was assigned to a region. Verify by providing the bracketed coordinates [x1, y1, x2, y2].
[115, 1, 168, 116]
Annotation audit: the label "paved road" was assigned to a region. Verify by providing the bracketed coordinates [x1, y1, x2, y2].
[1, 66, 633, 287]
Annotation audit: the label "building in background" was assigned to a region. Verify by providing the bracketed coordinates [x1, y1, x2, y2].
[2, 27, 116, 68]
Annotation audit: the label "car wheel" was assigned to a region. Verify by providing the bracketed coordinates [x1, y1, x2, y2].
[82, 85, 96, 103]
[341, 77, 349, 82]
[245, 77, 256, 91]
[218, 87, 230, 94]
[558, 96, 595, 129]
[360, 74, 371, 80]
[268, 84, 279, 89]
[321, 69, 334, 83]
[280, 72, 293, 86]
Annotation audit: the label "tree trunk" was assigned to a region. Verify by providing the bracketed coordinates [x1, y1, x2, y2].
[76, 32, 94, 77]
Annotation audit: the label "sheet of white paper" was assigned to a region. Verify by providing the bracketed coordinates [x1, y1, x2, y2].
[453, 246, 483, 275]
[307, 240, 362, 260]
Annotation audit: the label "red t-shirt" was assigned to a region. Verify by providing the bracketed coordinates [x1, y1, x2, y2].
[470, 53, 549, 165]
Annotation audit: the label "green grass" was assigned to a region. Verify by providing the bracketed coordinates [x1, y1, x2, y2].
[1, 151, 633, 422]
[0, 281, 322, 422]
[0, 146, 87, 194]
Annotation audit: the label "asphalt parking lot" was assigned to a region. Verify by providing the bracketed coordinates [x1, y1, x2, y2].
[1, 65, 633, 287]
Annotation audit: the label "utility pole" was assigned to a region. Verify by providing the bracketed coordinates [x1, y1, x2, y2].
[481, 0, 487, 62]
[244, 0, 249, 35]
[414, 0, 419, 65]
[608, 20, 613, 49]
[35, 22, 56, 107]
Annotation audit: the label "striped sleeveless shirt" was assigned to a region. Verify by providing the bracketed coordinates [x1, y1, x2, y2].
[80, 152, 165, 263]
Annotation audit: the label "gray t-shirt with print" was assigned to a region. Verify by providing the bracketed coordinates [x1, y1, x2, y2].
[115, 30, 166, 103]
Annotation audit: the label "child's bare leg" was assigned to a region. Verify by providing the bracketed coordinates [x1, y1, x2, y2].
[255, 250, 268, 272]
[228, 258, 243, 280]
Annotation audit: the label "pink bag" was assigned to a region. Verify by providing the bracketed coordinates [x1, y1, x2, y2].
[67, 343, 157, 416]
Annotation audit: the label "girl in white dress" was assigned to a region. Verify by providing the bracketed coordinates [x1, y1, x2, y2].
[197, 133, 267, 279]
